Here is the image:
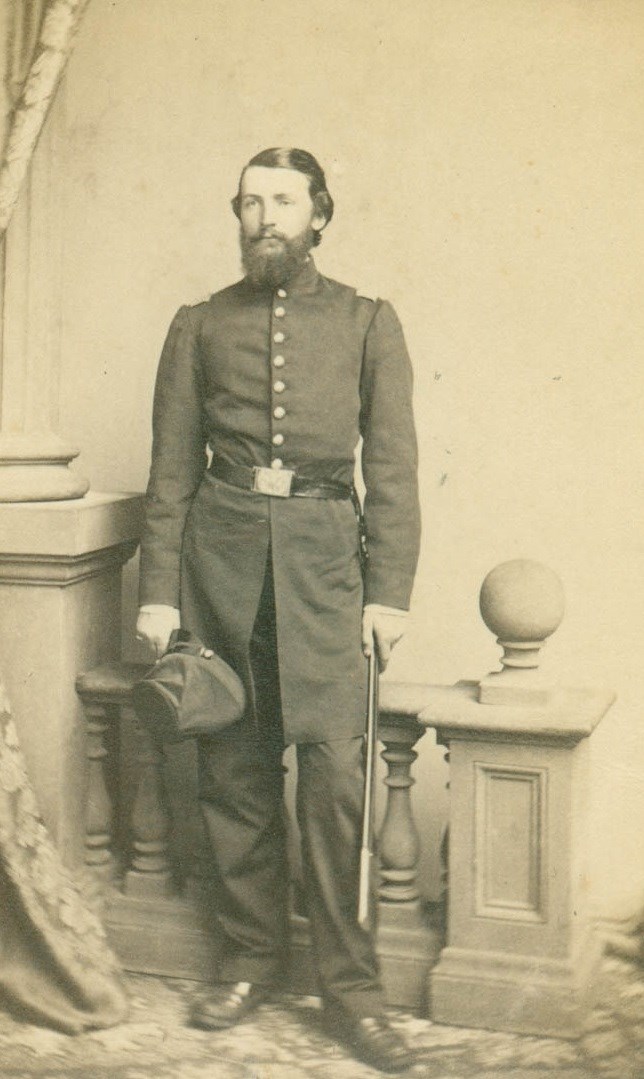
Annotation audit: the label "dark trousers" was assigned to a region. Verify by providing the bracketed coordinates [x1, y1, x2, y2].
[196, 557, 384, 1017]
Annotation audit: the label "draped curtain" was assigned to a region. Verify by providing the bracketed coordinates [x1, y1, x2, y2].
[0, 0, 90, 235]
[6, 1, 49, 109]
[0, 675, 128, 1031]
[0, 2, 128, 1032]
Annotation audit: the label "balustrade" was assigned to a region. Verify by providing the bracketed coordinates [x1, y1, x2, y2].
[75, 559, 614, 1032]
[75, 661, 442, 1003]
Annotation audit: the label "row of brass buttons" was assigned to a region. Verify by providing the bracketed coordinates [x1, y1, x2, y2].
[271, 289, 288, 469]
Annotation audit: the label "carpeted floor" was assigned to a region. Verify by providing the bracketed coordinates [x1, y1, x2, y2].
[1, 945, 644, 1079]
[0, 974, 584, 1078]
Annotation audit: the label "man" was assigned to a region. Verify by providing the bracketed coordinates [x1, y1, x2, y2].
[137, 148, 421, 1073]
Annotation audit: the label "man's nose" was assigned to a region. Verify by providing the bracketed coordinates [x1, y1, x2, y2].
[259, 203, 275, 229]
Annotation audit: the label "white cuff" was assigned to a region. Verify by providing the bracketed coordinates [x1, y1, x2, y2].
[363, 603, 408, 619]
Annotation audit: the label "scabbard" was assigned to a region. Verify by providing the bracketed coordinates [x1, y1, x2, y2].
[357, 650, 379, 928]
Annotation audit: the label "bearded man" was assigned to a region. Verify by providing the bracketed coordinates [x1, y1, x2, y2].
[136, 147, 422, 1073]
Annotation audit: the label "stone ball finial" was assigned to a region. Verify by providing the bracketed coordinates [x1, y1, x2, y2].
[478, 560, 565, 706]
[479, 559, 565, 644]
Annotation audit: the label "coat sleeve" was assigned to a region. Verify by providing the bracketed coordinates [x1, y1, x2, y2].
[359, 300, 421, 610]
[138, 306, 207, 607]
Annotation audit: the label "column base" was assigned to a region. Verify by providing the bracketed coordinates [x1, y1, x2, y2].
[0, 461, 89, 501]
[0, 433, 89, 501]
[430, 932, 604, 1038]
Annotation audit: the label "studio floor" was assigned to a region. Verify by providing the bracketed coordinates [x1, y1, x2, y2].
[0, 944, 643, 1079]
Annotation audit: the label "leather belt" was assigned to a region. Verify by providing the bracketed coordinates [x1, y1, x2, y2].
[209, 459, 352, 500]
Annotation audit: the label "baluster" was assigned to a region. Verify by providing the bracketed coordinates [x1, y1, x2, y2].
[84, 700, 115, 881]
[124, 725, 173, 898]
[439, 743, 450, 901]
[378, 713, 425, 927]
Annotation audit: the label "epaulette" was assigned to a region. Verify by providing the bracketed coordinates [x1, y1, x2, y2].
[356, 288, 379, 303]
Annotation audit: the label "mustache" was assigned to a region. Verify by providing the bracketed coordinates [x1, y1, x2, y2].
[252, 229, 286, 243]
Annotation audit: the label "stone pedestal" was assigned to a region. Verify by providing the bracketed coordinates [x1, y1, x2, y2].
[0, 492, 142, 865]
[426, 680, 614, 1037]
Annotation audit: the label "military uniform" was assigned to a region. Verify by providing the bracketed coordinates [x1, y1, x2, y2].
[139, 256, 420, 1014]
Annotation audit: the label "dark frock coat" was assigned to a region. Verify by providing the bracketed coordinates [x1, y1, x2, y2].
[139, 258, 420, 744]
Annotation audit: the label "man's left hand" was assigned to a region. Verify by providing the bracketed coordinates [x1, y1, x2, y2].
[361, 604, 408, 671]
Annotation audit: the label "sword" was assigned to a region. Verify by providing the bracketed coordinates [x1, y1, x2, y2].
[357, 648, 379, 929]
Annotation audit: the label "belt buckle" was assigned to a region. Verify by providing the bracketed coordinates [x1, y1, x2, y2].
[252, 466, 294, 497]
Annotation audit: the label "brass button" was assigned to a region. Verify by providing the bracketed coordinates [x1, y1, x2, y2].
[274, 306, 286, 318]
[273, 406, 285, 419]
[274, 331, 285, 344]
[273, 380, 285, 393]
[272, 433, 284, 446]
[273, 355, 285, 367]
[271, 458, 283, 470]
[276, 288, 287, 298]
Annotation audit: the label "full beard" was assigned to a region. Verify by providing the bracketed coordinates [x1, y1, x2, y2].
[240, 226, 315, 289]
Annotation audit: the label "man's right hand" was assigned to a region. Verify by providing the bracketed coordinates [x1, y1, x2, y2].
[136, 604, 181, 659]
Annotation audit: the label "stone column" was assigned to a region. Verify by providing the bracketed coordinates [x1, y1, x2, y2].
[0, 89, 88, 502]
[427, 560, 615, 1038]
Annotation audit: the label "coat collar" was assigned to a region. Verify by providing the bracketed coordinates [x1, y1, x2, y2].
[283, 256, 320, 295]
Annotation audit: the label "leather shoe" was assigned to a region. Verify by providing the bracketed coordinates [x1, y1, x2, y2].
[190, 981, 272, 1030]
[326, 1009, 421, 1073]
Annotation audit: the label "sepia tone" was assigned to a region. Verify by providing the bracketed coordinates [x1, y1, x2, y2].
[0, 0, 643, 1075]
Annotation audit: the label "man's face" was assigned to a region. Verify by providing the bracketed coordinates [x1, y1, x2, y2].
[239, 165, 326, 244]
[238, 166, 326, 287]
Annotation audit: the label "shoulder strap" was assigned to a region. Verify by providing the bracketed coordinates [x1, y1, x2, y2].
[356, 287, 379, 303]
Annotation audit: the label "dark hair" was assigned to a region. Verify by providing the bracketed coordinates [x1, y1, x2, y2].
[231, 147, 334, 246]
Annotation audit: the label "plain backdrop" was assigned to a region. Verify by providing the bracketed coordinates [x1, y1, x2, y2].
[36, 0, 644, 915]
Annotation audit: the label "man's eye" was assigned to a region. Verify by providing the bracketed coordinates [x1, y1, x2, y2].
[277, 198, 293, 206]
[242, 198, 258, 209]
